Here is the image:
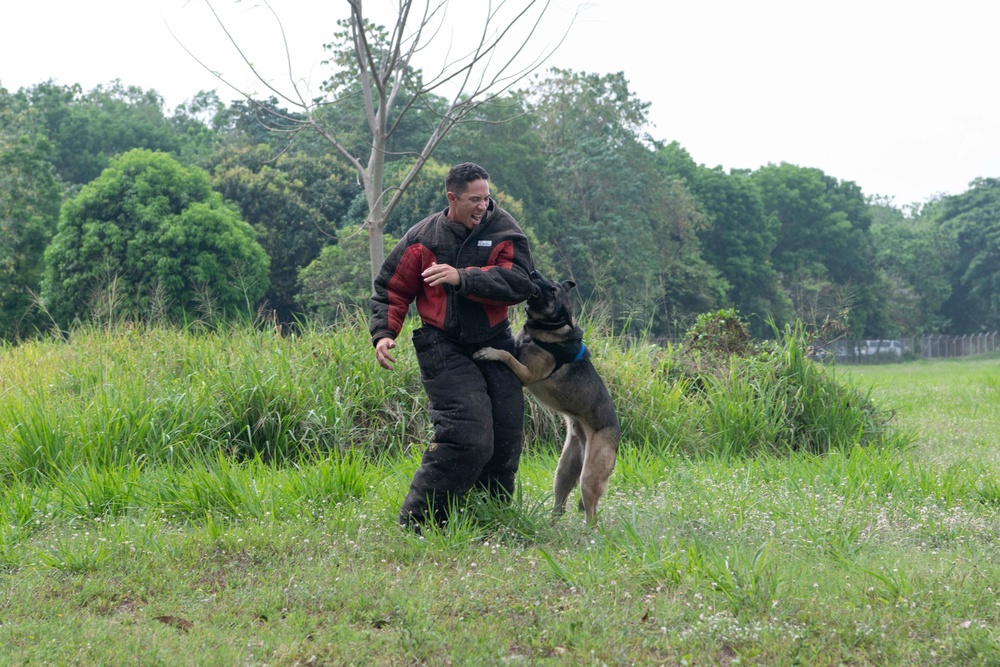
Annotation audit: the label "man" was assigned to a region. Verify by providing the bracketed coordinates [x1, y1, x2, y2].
[370, 162, 535, 529]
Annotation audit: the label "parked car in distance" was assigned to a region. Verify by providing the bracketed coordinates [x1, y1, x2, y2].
[860, 339, 904, 357]
[811, 338, 908, 362]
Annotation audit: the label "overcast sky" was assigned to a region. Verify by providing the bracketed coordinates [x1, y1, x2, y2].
[3, 0, 998, 206]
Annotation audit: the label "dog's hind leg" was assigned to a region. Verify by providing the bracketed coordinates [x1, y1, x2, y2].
[552, 417, 585, 520]
[579, 426, 620, 525]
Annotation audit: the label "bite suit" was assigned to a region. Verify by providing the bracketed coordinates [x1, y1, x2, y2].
[370, 199, 534, 526]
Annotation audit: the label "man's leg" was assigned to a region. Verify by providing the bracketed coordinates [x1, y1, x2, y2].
[400, 328, 494, 528]
[474, 332, 525, 501]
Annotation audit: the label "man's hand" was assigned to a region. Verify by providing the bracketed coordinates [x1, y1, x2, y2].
[422, 262, 461, 287]
[375, 337, 397, 370]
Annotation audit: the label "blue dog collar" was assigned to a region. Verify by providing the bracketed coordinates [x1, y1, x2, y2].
[533, 338, 589, 374]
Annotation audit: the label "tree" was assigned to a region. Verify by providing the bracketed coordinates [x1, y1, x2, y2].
[208, 146, 357, 322]
[869, 198, 953, 334]
[0, 94, 62, 339]
[212, 96, 310, 154]
[751, 163, 879, 334]
[529, 69, 724, 335]
[17, 81, 217, 187]
[655, 142, 790, 335]
[42, 149, 269, 327]
[298, 225, 397, 322]
[201, 0, 571, 282]
[930, 178, 1000, 332]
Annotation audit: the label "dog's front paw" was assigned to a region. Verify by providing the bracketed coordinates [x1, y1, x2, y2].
[473, 347, 502, 362]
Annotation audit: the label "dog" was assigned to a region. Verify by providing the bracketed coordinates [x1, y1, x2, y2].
[474, 270, 620, 524]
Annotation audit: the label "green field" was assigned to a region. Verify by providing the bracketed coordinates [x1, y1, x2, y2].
[1, 326, 998, 666]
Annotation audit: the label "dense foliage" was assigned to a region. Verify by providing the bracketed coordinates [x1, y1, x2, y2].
[0, 99, 61, 338]
[207, 146, 359, 321]
[1, 62, 997, 340]
[930, 178, 1000, 332]
[656, 143, 790, 336]
[40, 149, 269, 327]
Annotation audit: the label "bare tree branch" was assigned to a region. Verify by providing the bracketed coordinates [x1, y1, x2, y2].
[181, 0, 574, 282]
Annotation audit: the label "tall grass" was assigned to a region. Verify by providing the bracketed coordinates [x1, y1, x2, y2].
[0, 317, 914, 582]
[697, 333, 894, 458]
[0, 317, 906, 496]
[10, 320, 995, 665]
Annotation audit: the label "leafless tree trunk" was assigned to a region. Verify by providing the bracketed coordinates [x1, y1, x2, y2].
[195, 0, 573, 283]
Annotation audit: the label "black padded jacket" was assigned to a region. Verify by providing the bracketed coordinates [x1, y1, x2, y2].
[370, 199, 534, 346]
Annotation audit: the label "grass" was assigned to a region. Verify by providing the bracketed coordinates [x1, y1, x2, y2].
[0, 322, 999, 664]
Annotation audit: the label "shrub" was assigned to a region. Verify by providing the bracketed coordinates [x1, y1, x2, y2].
[41, 149, 269, 328]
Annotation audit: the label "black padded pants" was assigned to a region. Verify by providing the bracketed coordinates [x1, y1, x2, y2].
[399, 326, 524, 528]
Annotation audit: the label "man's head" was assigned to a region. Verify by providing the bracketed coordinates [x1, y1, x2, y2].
[446, 162, 490, 229]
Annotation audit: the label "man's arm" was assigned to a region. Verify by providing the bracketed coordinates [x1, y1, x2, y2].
[373, 260, 458, 371]
[370, 233, 426, 360]
[457, 233, 534, 304]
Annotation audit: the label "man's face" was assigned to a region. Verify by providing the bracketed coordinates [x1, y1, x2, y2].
[447, 179, 490, 229]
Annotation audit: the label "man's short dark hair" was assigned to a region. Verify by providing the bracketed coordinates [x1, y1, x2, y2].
[446, 162, 490, 195]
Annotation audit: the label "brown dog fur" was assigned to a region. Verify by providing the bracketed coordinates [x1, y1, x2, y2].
[474, 271, 620, 524]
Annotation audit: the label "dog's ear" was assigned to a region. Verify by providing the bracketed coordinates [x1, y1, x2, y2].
[561, 280, 577, 291]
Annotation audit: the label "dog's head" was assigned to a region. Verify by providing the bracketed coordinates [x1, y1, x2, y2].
[525, 270, 577, 326]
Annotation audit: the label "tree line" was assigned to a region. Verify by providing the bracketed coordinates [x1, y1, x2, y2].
[1, 67, 998, 342]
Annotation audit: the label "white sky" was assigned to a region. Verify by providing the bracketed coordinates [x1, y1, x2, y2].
[2, 0, 998, 206]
